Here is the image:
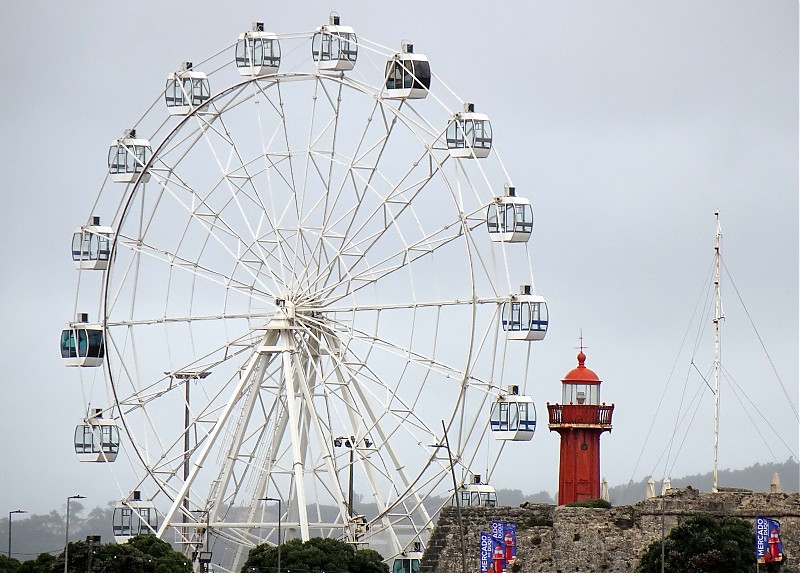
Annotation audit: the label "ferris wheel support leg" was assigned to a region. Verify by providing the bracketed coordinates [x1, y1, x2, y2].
[158, 330, 277, 537]
[297, 330, 352, 518]
[282, 333, 311, 540]
[206, 345, 275, 524]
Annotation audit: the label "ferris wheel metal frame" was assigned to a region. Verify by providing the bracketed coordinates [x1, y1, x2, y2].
[65, 16, 548, 573]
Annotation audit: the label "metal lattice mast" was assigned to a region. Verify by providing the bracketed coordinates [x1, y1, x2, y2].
[712, 210, 724, 493]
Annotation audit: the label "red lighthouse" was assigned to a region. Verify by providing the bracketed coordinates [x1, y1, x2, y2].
[547, 349, 614, 505]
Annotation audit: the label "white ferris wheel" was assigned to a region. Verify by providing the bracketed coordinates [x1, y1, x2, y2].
[62, 15, 548, 573]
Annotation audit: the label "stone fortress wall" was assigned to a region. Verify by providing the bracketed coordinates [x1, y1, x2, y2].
[419, 488, 800, 573]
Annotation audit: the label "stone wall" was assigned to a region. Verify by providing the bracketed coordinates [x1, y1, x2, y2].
[420, 488, 800, 573]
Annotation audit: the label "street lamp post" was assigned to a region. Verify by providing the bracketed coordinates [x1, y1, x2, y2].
[332, 436, 372, 519]
[430, 421, 466, 573]
[259, 497, 281, 573]
[64, 495, 86, 573]
[7, 510, 27, 559]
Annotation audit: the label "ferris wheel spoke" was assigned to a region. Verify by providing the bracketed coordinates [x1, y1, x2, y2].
[312, 215, 484, 307]
[117, 168, 283, 289]
[107, 327, 260, 413]
[210, 83, 306, 288]
[303, 97, 404, 294]
[113, 233, 274, 303]
[287, 322, 437, 535]
[291, 77, 375, 292]
[309, 145, 461, 302]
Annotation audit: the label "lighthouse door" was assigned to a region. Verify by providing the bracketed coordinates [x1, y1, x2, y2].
[576, 478, 591, 501]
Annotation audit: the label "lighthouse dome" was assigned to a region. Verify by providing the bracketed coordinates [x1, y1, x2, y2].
[562, 351, 602, 384]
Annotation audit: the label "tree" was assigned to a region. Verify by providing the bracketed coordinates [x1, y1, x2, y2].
[0, 555, 22, 573]
[91, 535, 192, 573]
[17, 553, 56, 573]
[636, 515, 766, 573]
[242, 537, 389, 573]
[16, 535, 191, 573]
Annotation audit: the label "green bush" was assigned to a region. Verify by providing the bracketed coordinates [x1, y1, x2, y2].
[565, 499, 612, 509]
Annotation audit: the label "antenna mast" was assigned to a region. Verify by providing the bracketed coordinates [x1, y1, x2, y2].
[712, 210, 724, 493]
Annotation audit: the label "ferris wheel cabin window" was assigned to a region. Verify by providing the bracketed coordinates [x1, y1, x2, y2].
[383, 44, 431, 99]
[108, 132, 152, 183]
[164, 72, 210, 113]
[108, 144, 150, 175]
[236, 39, 266, 67]
[112, 505, 158, 539]
[235, 31, 281, 75]
[385, 59, 430, 89]
[312, 31, 357, 65]
[392, 558, 420, 573]
[490, 401, 535, 432]
[72, 231, 110, 264]
[446, 104, 493, 158]
[60, 328, 104, 359]
[74, 424, 119, 455]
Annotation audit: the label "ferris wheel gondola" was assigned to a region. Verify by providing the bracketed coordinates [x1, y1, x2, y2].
[107, 130, 151, 184]
[71, 217, 112, 270]
[165, 62, 210, 116]
[112, 491, 159, 543]
[312, 14, 357, 71]
[447, 103, 492, 159]
[490, 386, 536, 441]
[383, 42, 430, 99]
[60, 313, 104, 367]
[456, 475, 498, 507]
[235, 22, 280, 76]
[487, 185, 533, 243]
[74, 409, 120, 463]
[502, 285, 548, 341]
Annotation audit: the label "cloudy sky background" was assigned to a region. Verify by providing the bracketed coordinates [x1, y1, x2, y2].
[0, 0, 797, 516]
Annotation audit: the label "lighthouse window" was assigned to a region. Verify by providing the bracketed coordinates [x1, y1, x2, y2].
[563, 383, 599, 405]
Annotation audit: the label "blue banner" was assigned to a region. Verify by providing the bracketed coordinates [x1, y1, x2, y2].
[756, 517, 783, 564]
[489, 520, 518, 572]
[480, 532, 493, 573]
[490, 521, 506, 573]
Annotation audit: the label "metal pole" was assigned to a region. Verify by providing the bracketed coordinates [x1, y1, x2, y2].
[348, 446, 354, 518]
[184, 378, 191, 521]
[441, 421, 467, 573]
[277, 499, 281, 573]
[660, 495, 665, 573]
[8, 510, 26, 559]
[712, 210, 723, 494]
[64, 495, 85, 573]
[260, 498, 281, 573]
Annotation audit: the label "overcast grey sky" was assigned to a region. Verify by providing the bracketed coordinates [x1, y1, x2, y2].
[0, 0, 796, 516]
